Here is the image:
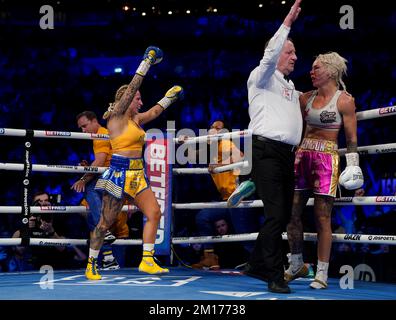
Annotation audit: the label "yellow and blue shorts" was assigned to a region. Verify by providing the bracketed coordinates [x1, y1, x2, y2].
[95, 154, 149, 200]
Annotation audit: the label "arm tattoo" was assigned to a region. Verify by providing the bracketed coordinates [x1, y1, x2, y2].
[346, 141, 358, 153]
[112, 75, 144, 116]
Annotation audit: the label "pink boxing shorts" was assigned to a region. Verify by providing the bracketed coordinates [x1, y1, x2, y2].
[294, 138, 340, 197]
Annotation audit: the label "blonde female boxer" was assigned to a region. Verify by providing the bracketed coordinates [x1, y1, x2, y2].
[285, 52, 363, 289]
[85, 46, 183, 280]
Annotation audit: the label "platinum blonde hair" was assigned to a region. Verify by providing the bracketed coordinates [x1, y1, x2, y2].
[316, 52, 348, 91]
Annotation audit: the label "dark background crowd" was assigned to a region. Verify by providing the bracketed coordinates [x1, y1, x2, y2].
[0, 0, 395, 282]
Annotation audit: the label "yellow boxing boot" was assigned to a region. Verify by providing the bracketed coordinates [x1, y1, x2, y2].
[138, 250, 169, 274]
[85, 257, 102, 280]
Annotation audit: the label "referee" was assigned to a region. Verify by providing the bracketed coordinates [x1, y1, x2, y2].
[245, 0, 303, 294]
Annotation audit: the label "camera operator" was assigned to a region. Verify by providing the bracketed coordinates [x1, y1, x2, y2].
[29, 192, 63, 240]
[11, 191, 86, 271]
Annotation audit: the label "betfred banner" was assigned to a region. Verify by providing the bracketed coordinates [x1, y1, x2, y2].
[144, 134, 172, 255]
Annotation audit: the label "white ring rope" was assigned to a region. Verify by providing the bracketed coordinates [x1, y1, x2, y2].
[173, 161, 249, 175]
[0, 127, 252, 143]
[1, 106, 394, 140]
[0, 205, 138, 214]
[0, 161, 249, 175]
[0, 238, 142, 246]
[1, 197, 394, 214]
[1, 142, 395, 174]
[1, 108, 395, 253]
[0, 128, 109, 140]
[356, 106, 396, 121]
[0, 163, 107, 174]
[1, 232, 395, 246]
[338, 143, 396, 156]
[172, 232, 396, 246]
[173, 196, 396, 209]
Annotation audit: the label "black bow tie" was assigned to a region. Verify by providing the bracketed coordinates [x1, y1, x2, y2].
[284, 75, 290, 82]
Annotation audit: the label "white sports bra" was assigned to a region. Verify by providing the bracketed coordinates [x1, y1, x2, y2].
[304, 90, 343, 131]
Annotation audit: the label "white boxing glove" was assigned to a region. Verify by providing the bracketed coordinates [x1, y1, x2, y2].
[339, 152, 364, 190]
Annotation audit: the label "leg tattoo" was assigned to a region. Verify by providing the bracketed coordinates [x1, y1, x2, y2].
[287, 191, 310, 254]
[90, 193, 124, 250]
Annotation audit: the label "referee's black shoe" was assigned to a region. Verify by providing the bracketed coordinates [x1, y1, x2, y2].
[268, 280, 291, 294]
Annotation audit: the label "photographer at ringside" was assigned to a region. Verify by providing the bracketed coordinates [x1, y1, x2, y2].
[10, 190, 86, 271]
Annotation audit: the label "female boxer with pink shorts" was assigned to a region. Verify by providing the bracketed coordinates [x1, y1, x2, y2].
[284, 52, 364, 289]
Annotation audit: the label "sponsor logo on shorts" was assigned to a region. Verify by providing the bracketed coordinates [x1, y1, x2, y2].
[344, 234, 361, 241]
[379, 106, 396, 115]
[375, 196, 396, 202]
[301, 139, 335, 152]
[45, 131, 71, 136]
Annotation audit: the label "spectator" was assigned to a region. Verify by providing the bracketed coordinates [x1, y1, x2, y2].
[189, 119, 259, 270]
[10, 191, 86, 271]
[212, 218, 250, 269]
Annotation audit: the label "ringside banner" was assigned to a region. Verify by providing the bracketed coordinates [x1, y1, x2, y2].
[144, 133, 172, 255]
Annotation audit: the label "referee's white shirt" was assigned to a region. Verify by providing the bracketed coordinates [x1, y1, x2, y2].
[247, 24, 302, 146]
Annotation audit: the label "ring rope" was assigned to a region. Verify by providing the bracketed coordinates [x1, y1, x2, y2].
[356, 106, 396, 121]
[1, 142, 395, 174]
[1, 232, 395, 247]
[0, 163, 107, 174]
[173, 161, 249, 175]
[1, 106, 394, 140]
[0, 205, 138, 214]
[173, 232, 396, 246]
[0, 238, 142, 247]
[0, 128, 109, 140]
[0, 160, 249, 175]
[172, 196, 396, 209]
[338, 143, 396, 156]
[1, 107, 395, 257]
[1, 195, 393, 214]
[0, 127, 251, 142]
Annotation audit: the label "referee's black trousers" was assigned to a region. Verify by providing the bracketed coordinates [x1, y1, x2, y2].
[249, 137, 296, 282]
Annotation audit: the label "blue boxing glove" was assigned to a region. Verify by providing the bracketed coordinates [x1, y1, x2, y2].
[144, 46, 163, 65]
[157, 85, 184, 109]
[136, 46, 163, 77]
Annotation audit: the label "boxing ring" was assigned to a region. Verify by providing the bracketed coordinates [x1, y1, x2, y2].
[0, 106, 396, 300]
[0, 268, 395, 300]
